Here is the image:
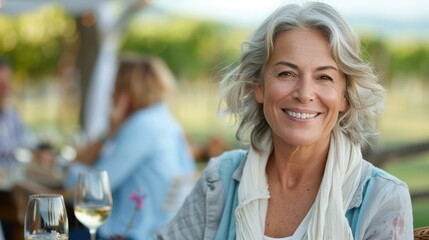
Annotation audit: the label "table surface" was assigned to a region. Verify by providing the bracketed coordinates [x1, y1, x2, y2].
[0, 188, 23, 240]
[0, 178, 78, 240]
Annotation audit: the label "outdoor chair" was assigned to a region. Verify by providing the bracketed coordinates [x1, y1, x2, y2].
[415, 226, 429, 240]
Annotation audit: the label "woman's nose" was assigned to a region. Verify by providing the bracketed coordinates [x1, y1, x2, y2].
[293, 77, 315, 103]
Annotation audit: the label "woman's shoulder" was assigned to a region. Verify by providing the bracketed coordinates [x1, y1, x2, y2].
[204, 149, 248, 178]
[123, 104, 180, 134]
[351, 161, 414, 239]
[193, 149, 248, 191]
[353, 160, 411, 213]
[361, 160, 409, 189]
[129, 103, 171, 123]
[349, 160, 410, 211]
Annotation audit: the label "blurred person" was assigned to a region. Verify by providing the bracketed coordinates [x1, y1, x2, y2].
[0, 58, 36, 164]
[64, 53, 196, 240]
[25, 142, 66, 187]
[31, 142, 57, 170]
[0, 59, 64, 189]
[156, 2, 413, 240]
[0, 58, 37, 240]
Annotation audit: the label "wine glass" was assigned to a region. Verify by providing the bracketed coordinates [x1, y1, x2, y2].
[24, 194, 69, 240]
[74, 170, 113, 240]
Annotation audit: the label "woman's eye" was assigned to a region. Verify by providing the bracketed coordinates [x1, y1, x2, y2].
[277, 71, 294, 78]
[319, 75, 333, 81]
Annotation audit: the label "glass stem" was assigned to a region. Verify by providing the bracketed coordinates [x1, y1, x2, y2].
[89, 228, 96, 240]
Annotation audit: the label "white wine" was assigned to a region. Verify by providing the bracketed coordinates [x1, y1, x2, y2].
[25, 233, 68, 239]
[74, 205, 112, 229]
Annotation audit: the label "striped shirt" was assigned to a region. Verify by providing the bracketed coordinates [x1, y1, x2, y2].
[0, 106, 35, 164]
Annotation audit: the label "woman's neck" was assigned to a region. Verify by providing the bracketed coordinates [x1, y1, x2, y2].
[266, 139, 330, 190]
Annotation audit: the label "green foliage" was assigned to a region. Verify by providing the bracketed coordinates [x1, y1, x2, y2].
[0, 5, 77, 81]
[389, 45, 429, 81]
[412, 200, 429, 228]
[361, 38, 429, 84]
[1, 6, 428, 86]
[122, 17, 429, 84]
[121, 15, 247, 81]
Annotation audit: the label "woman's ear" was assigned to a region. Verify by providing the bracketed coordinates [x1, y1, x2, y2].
[339, 94, 349, 112]
[340, 89, 350, 112]
[254, 83, 264, 103]
[340, 77, 350, 112]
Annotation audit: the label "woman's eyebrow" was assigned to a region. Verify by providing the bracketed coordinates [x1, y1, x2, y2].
[274, 61, 338, 72]
[316, 65, 338, 72]
[274, 61, 298, 70]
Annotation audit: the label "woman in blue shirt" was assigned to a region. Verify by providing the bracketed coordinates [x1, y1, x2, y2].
[65, 54, 195, 240]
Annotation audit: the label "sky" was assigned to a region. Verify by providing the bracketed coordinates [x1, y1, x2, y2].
[154, 0, 429, 22]
[150, 0, 429, 39]
[1, 0, 428, 39]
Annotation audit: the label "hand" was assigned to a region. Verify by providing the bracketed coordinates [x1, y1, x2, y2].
[108, 90, 131, 138]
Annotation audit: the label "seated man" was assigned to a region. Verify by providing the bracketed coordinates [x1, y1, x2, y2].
[0, 58, 36, 164]
[0, 57, 37, 240]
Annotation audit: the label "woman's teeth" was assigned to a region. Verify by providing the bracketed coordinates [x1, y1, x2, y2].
[286, 110, 317, 119]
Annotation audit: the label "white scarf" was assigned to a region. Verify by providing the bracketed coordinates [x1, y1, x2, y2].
[235, 129, 362, 240]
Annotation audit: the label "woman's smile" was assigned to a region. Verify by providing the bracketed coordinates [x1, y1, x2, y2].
[282, 109, 319, 120]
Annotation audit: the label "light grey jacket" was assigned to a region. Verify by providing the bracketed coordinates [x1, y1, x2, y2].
[155, 150, 414, 240]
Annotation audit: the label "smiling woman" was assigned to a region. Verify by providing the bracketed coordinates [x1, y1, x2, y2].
[156, 2, 413, 240]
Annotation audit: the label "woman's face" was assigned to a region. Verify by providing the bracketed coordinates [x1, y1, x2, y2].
[255, 29, 348, 148]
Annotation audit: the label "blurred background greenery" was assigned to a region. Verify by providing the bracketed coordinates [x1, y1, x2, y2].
[1, 2, 428, 227]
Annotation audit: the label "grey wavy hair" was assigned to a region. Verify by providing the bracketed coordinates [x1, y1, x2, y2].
[220, 2, 387, 150]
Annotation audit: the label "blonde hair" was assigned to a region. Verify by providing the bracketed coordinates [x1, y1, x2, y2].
[220, 2, 387, 150]
[115, 53, 176, 109]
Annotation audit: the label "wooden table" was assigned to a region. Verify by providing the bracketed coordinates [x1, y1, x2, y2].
[0, 188, 24, 240]
[0, 181, 78, 240]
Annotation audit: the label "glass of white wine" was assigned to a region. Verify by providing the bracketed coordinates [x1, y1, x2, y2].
[24, 194, 69, 240]
[74, 170, 112, 240]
